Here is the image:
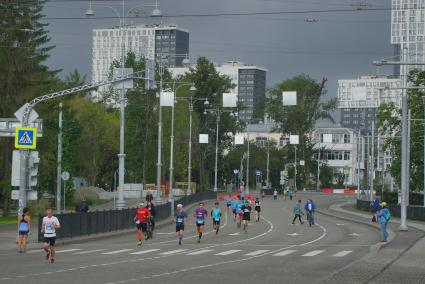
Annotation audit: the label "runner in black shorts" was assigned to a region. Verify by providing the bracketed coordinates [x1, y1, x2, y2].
[41, 208, 60, 263]
[254, 198, 261, 222]
[173, 204, 187, 245]
[240, 200, 252, 233]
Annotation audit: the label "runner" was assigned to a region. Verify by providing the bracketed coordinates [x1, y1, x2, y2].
[41, 208, 60, 263]
[134, 202, 151, 245]
[226, 194, 233, 211]
[193, 202, 208, 243]
[241, 200, 252, 233]
[234, 199, 244, 227]
[146, 202, 156, 239]
[17, 207, 31, 253]
[210, 202, 222, 234]
[261, 190, 265, 202]
[273, 188, 278, 200]
[254, 198, 261, 222]
[173, 204, 187, 245]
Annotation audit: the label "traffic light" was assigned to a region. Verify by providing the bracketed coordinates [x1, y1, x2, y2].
[28, 151, 40, 187]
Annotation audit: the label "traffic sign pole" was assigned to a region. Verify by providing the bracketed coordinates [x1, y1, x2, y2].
[56, 103, 63, 214]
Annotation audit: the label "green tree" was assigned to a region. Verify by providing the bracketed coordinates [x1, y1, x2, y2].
[266, 75, 336, 188]
[0, 0, 56, 216]
[377, 69, 425, 192]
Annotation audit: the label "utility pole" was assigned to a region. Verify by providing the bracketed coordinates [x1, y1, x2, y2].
[156, 61, 164, 204]
[266, 137, 270, 189]
[169, 95, 175, 214]
[294, 145, 297, 191]
[357, 129, 361, 199]
[316, 149, 320, 192]
[246, 134, 250, 194]
[213, 113, 220, 192]
[400, 47, 409, 231]
[56, 103, 63, 213]
[370, 121, 375, 201]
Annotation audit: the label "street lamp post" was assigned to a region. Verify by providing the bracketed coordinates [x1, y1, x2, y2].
[422, 96, 425, 207]
[168, 83, 197, 214]
[214, 114, 220, 192]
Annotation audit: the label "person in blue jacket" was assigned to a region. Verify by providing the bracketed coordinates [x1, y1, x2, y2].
[304, 199, 317, 226]
[377, 202, 390, 242]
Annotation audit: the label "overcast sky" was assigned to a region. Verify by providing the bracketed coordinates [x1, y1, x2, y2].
[43, 0, 394, 101]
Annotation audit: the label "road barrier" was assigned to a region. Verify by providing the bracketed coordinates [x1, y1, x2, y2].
[38, 191, 217, 242]
[356, 199, 425, 222]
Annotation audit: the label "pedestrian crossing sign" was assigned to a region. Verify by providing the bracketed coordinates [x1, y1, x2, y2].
[14, 127, 37, 149]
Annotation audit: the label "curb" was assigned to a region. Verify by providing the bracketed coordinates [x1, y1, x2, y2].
[48, 199, 217, 247]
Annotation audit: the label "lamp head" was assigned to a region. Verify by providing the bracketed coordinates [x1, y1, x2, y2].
[189, 85, 197, 92]
[85, 9, 95, 16]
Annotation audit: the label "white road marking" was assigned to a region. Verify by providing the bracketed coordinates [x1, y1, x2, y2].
[186, 249, 213, 255]
[159, 249, 187, 255]
[55, 249, 82, 253]
[287, 233, 301, 236]
[349, 233, 361, 236]
[244, 250, 269, 256]
[129, 249, 160, 255]
[155, 232, 175, 235]
[332, 250, 353, 257]
[215, 250, 241, 256]
[101, 249, 134, 255]
[302, 250, 324, 257]
[26, 249, 43, 254]
[229, 232, 240, 236]
[272, 250, 297, 257]
[73, 249, 107, 255]
[336, 223, 345, 226]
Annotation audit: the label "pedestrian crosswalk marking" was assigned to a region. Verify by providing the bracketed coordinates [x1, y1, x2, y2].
[215, 250, 241, 256]
[186, 249, 214, 255]
[101, 249, 134, 255]
[302, 250, 324, 257]
[244, 250, 269, 256]
[272, 250, 297, 256]
[332, 250, 353, 257]
[26, 249, 43, 254]
[73, 249, 107, 255]
[130, 249, 160, 255]
[56, 249, 82, 253]
[159, 249, 187, 255]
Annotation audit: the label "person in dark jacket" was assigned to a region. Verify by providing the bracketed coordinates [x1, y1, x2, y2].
[75, 198, 89, 213]
[147, 202, 156, 231]
[145, 192, 154, 203]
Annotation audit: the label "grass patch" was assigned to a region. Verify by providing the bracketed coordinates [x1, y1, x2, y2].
[0, 216, 17, 225]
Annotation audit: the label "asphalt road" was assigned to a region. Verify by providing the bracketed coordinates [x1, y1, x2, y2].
[0, 194, 381, 284]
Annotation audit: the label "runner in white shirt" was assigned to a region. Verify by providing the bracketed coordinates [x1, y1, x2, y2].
[40, 208, 60, 263]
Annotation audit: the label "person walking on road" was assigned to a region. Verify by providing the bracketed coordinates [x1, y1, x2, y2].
[292, 200, 304, 225]
[194, 202, 208, 243]
[261, 190, 265, 202]
[304, 199, 316, 227]
[41, 208, 60, 263]
[273, 189, 278, 200]
[211, 202, 222, 235]
[147, 201, 156, 236]
[173, 204, 187, 245]
[288, 188, 293, 201]
[17, 207, 31, 253]
[134, 202, 151, 246]
[377, 202, 390, 242]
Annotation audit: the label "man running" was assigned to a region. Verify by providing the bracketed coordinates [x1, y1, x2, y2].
[234, 199, 244, 227]
[173, 204, 187, 245]
[41, 208, 60, 263]
[226, 194, 233, 211]
[292, 200, 304, 225]
[254, 198, 261, 222]
[241, 200, 252, 233]
[210, 202, 222, 234]
[193, 202, 208, 243]
[134, 202, 151, 245]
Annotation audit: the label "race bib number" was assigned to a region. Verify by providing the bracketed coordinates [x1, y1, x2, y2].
[45, 223, 54, 233]
[135, 220, 140, 224]
[196, 219, 204, 224]
[177, 218, 183, 223]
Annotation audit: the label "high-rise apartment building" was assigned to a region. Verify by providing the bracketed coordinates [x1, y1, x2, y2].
[91, 24, 189, 83]
[391, 0, 425, 75]
[338, 75, 402, 134]
[169, 61, 267, 124]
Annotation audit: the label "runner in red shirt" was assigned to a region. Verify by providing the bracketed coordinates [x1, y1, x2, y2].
[134, 202, 151, 246]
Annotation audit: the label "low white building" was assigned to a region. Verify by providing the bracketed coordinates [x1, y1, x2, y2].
[312, 125, 364, 186]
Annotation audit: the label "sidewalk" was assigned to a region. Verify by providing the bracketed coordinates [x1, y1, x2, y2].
[318, 199, 425, 284]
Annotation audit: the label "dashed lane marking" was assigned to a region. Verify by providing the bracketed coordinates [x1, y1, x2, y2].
[101, 249, 134, 255]
[244, 250, 269, 256]
[129, 249, 160, 255]
[215, 250, 241, 256]
[186, 249, 213, 255]
[73, 249, 107, 255]
[332, 250, 353, 257]
[272, 250, 297, 257]
[302, 250, 325, 257]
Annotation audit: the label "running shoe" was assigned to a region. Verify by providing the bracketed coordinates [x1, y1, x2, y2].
[45, 252, 50, 260]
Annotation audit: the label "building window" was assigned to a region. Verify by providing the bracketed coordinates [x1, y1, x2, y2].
[344, 151, 350, 160]
[256, 137, 267, 147]
[344, 134, 350, 143]
[279, 137, 289, 147]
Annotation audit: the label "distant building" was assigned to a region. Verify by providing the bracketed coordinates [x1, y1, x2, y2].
[169, 61, 267, 124]
[312, 125, 363, 186]
[337, 75, 402, 134]
[91, 23, 189, 85]
[391, 0, 425, 75]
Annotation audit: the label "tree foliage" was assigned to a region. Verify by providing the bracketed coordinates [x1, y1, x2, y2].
[266, 75, 336, 187]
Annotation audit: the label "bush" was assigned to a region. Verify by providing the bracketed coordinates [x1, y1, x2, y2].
[377, 191, 424, 206]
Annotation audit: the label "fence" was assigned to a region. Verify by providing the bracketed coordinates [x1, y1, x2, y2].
[356, 199, 425, 222]
[38, 191, 217, 242]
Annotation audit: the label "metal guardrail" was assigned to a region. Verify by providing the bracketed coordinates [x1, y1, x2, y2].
[356, 199, 425, 222]
[37, 191, 217, 242]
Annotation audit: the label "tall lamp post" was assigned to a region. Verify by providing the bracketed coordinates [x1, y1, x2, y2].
[168, 83, 198, 214]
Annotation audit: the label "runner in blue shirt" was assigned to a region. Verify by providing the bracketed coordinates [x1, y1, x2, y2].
[234, 200, 244, 228]
[226, 194, 233, 211]
[173, 204, 188, 245]
[210, 202, 222, 235]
